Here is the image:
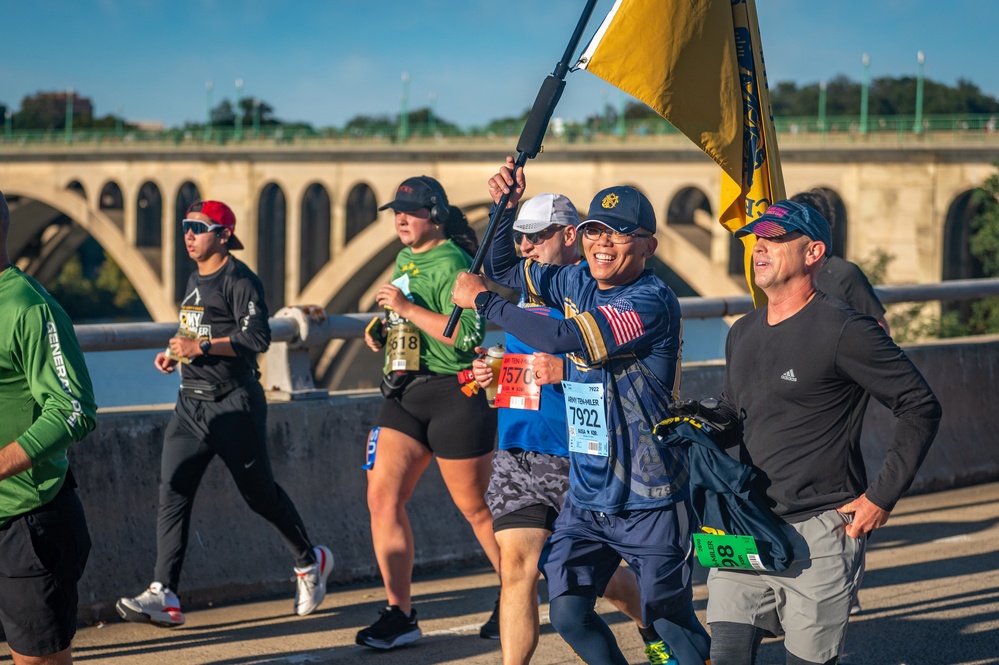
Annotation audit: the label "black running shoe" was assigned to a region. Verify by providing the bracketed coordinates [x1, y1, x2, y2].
[356, 605, 422, 650]
[479, 594, 500, 640]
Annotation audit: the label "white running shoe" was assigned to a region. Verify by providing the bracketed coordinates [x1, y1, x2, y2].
[116, 582, 185, 627]
[294, 545, 334, 616]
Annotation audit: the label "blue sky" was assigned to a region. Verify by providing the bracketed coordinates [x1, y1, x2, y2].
[2, 0, 995, 129]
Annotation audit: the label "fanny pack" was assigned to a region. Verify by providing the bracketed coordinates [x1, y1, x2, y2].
[181, 374, 255, 401]
[379, 370, 445, 399]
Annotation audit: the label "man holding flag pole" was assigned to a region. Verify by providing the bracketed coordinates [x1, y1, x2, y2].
[580, 2, 941, 665]
[578, 0, 784, 305]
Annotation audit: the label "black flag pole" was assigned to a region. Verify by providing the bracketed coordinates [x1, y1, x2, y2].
[443, 0, 600, 338]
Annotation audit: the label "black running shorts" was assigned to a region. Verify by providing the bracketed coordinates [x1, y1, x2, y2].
[375, 374, 497, 459]
[0, 483, 91, 657]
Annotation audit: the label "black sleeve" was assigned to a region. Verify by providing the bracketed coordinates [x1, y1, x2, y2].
[839, 262, 886, 319]
[835, 316, 941, 510]
[482, 206, 523, 290]
[228, 275, 271, 356]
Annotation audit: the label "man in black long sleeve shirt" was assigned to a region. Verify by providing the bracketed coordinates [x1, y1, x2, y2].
[705, 200, 941, 665]
[117, 201, 332, 629]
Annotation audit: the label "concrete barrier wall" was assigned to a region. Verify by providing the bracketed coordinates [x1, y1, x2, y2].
[70, 335, 999, 621]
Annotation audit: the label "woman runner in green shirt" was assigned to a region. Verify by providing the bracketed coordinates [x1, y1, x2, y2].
[355, 176, 499, 650]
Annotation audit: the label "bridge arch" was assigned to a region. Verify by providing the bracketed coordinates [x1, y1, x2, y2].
[257, 182, 288, 310]
[4, 184, 176, 321]
[300, 182, 332, 291]
[99, 181, 125, 231]
[174, 182, 201, 303]
[942, 189, 987, 322]
[666, 185, 714, 257]
[344, 181, 378, 245]
[66, 180, 86, 200]
[136, 181, 163, 249]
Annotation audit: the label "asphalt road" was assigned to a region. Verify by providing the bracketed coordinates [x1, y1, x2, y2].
[12, 482, 999, 664]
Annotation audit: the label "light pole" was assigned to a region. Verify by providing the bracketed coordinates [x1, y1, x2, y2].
[428, 92, 437, 136]
[818, 80, 827, 134]
[65, 87, 74, 143]
[860, 53, 869, 135]
[600, 89, 608, 133]
[5, 109, 12, 142]
[116, 105, 123, 138]
[398, 71, 410, 142]
[914, 51, 925, 134]
[235, 78, 244, 141]
[205, 80, 214, 142]
[252, 97, 260, 136]
[617, 89, 625, 139]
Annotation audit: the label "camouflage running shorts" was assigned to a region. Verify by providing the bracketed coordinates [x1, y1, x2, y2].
[486, 448, 570, 530]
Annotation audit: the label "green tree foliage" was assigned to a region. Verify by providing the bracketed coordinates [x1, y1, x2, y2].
[963, 167, 999, 334]
[771, 76, 999, 117]
[343, 113, 396, 137]
[12, 91, 130, 131]
[48, 252, 147, 321]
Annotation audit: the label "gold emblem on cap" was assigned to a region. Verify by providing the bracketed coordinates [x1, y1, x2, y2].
[602, 193, 619, 209]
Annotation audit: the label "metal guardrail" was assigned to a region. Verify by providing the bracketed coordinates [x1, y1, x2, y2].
[74, 279, 999, 398]
[75, 279, 999, 353]
[675, 278, 999, 319]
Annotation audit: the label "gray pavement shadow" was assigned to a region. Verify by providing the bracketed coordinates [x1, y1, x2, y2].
[836, 597, 999, 665]
[861, 549, 999, 589]
[868, 517, 999, 551]
[66, 580, 503, 663]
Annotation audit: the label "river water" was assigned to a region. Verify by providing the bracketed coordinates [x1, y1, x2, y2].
[85, 319, 728, 409]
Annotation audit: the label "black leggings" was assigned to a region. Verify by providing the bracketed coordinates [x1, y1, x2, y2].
[549, 587, 710, 665]
[710, 622, 838, 665]
[154, 382, 314, 590]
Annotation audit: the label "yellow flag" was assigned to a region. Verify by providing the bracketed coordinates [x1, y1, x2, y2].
[578, 0, 784, 305]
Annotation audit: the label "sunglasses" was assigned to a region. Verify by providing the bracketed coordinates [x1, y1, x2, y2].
[182, 219, 224, 235]
[580, 226, 653, 244]
[513, 225, 563, 245]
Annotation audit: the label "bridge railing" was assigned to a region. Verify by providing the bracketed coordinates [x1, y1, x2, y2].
[73, 279, 999, 398]
[3, 113, 999, 150]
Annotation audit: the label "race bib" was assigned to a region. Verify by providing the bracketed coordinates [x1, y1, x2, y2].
[386, 321, 420, 372]
[562, 381, 608, 457]
[494, 354, 541, 410]
[693, 532, 768, 571]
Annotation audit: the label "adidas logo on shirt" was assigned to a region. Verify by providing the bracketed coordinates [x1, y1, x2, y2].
[781, 369, 797, 382]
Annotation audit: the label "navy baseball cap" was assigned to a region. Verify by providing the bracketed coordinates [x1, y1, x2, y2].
[378, 175, 448, 213]
[580, 186, 656, 235]
[735, 199, 833, 256]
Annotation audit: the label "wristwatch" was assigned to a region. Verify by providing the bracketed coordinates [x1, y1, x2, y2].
[199, 339, 213, 356]
[474, 290, 492, 312]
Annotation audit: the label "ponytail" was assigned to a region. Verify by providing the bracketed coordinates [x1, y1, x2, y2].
[443, 206, 478, 257]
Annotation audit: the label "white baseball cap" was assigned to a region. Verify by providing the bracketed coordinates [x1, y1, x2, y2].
[512, 193, 581, 233]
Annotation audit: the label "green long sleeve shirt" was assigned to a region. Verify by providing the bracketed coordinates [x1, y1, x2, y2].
[0, 267, 97, 525]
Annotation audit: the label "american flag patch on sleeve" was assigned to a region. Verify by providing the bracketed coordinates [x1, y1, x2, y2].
[597, 303, 645, 345]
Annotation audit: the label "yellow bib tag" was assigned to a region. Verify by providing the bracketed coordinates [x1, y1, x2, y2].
[386, 321, 421, 372]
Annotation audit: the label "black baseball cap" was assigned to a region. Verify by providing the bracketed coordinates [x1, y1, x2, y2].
[378, 176, 448, 213]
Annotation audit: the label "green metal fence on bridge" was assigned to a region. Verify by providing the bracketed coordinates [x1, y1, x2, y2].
[3, 113, 999, 151]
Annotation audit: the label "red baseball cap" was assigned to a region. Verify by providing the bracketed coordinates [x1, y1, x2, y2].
[185, 200, 244, 250]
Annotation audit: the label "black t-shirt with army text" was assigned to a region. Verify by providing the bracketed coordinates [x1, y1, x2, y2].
[177, 256, 270, 385]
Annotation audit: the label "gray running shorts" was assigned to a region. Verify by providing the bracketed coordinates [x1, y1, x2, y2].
[706, 509, 865, 663]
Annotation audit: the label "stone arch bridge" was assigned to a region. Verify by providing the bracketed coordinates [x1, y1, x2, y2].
[1, 140, 995, 327]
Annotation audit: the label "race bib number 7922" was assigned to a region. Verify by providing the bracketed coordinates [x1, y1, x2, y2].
[562, 381, 608, 457]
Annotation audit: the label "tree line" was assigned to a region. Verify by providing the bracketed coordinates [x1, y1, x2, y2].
[4, 75, 998, 134]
